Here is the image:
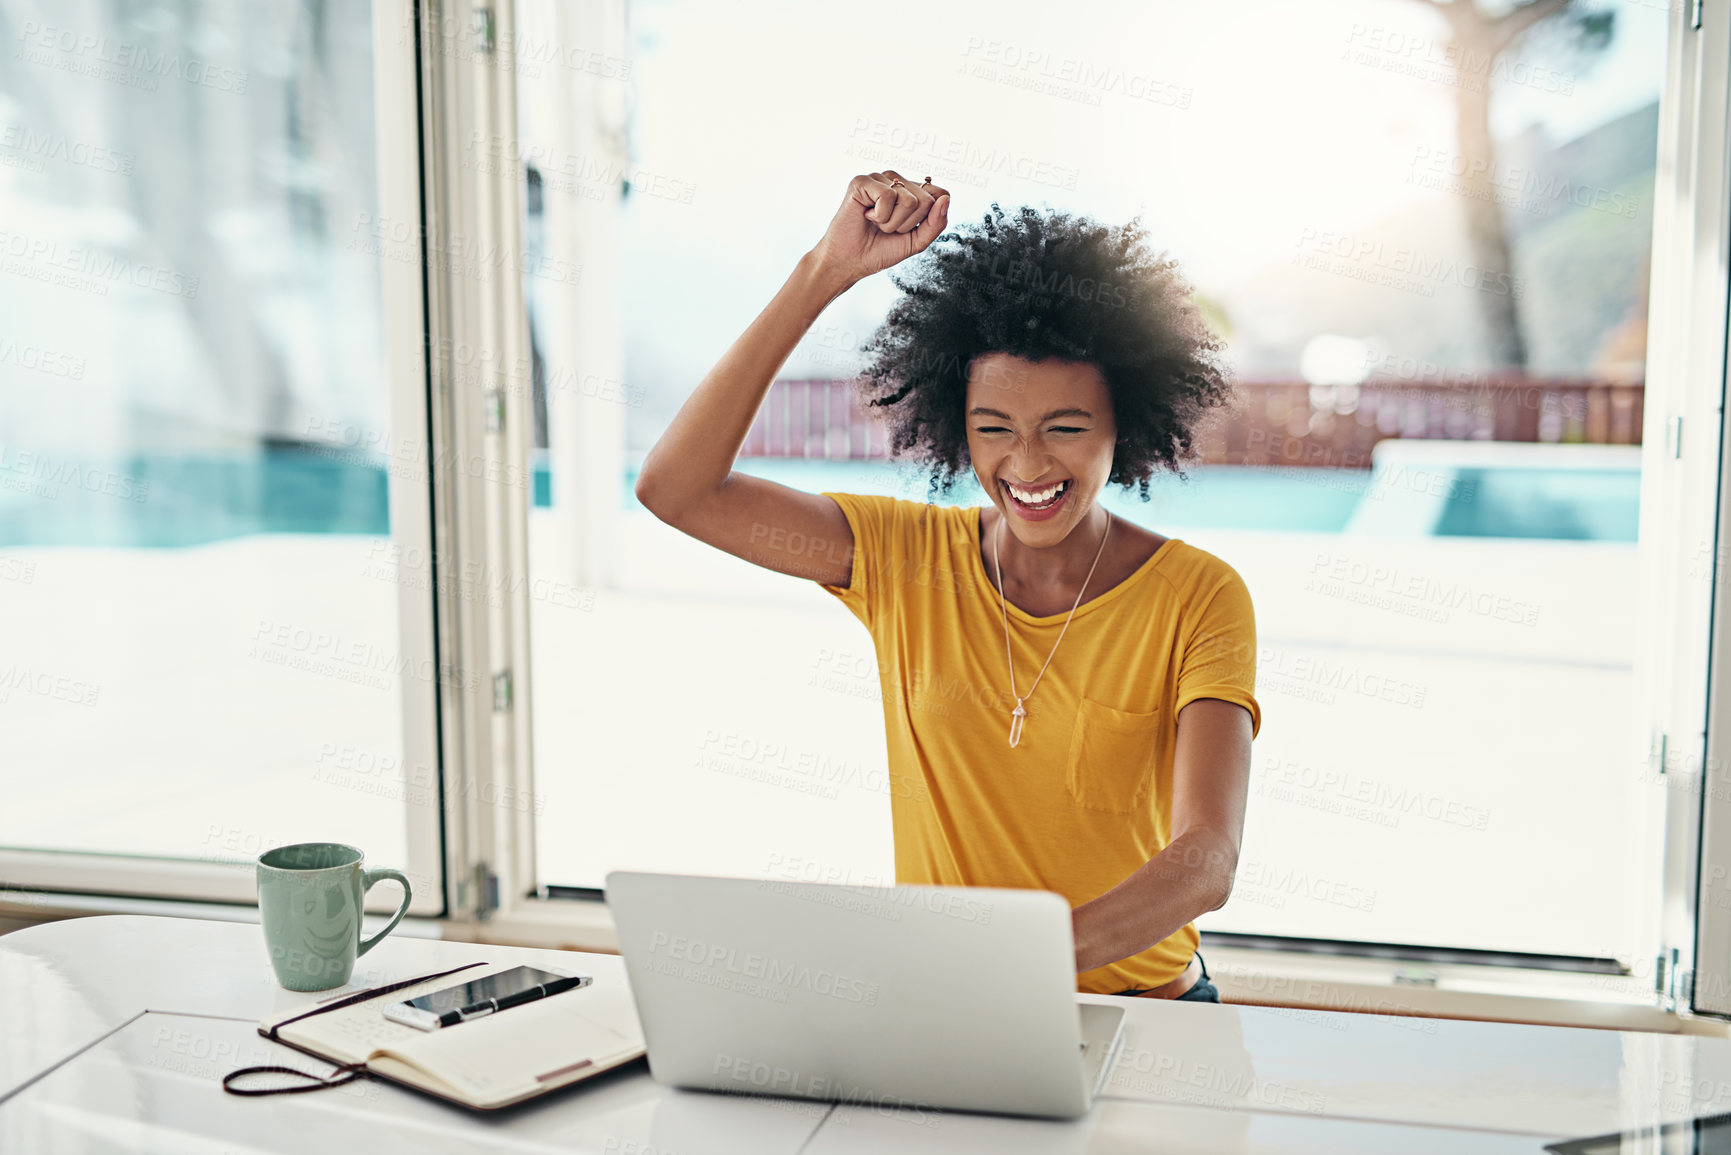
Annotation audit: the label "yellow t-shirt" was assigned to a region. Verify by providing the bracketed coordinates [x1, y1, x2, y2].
[818, 492, 1260, 995]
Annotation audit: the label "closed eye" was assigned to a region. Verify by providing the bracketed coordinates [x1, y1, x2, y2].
[973, 425, 1089, 434]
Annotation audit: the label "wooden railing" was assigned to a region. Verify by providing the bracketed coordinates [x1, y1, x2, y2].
[743, 379, 893, 459]
[743, 376, 1645, 467]
[1202, 377, 1644, 469]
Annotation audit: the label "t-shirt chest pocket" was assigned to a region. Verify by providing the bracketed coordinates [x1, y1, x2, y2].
[1065, 697, 1159, 813]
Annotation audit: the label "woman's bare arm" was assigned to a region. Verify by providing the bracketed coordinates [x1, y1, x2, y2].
[1070, 698, 1252, 975]
[634, 171, 950, 587]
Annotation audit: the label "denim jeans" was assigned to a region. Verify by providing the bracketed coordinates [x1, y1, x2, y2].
[1111, 949, 1220, 1003]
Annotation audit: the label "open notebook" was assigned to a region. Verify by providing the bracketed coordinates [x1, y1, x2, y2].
[256, 961, 647, 1111]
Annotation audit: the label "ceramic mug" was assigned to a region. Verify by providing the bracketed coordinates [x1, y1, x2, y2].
[257, 842, 413, 991]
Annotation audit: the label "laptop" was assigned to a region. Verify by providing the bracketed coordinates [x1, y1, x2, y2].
[604, 870, 1126, 1120]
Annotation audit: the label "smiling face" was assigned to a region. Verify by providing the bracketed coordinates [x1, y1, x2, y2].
[965, 352, 1117, 547]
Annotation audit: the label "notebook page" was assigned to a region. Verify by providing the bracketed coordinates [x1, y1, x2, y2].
[286, 1003, 429, 1062]
[376, 983, 644, 1104]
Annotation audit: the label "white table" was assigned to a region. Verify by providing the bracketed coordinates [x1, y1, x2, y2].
[4, 915, 1730, 1152]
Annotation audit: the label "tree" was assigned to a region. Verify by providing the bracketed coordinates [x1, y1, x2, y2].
[1398, 0, 1615, 368]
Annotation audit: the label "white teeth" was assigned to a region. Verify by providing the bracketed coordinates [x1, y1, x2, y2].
[1007, 480, 1067, 505]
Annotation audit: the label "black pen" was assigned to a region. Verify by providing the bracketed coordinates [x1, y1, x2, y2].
[437, 974, 591, 1027]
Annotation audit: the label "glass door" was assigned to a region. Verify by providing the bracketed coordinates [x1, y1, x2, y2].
[496, 0, 1703, 986]
[0, 0, 443, 914]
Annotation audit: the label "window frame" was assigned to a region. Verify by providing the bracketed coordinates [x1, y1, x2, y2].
[411, 0, 539, 928]
[1662, 0, 1731, 1018]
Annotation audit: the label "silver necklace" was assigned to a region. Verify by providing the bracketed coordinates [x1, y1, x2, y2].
[990, 507, 1113, 748]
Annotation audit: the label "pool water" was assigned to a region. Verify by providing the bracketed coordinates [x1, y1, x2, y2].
[0, 447, 390, 548]
[0, 447, 1638, 547]
[1433, 468, 1640, 541]
[707, 458, 1368, 534]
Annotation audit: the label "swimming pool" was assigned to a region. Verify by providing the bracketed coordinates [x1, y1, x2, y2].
[0, 446, 1639, 547]
[700, 458, 1367, 534]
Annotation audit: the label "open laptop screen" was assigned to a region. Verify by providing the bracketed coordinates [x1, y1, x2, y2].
[1545, 1110, 1731, 1154]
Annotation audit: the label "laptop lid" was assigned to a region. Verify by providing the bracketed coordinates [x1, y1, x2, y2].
[605, 870, 1097, 1120]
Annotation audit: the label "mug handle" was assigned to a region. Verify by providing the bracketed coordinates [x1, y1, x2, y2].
[356, 868, 413, 958]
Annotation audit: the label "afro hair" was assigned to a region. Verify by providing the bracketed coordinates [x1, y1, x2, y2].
[855, 202, 1234, 502]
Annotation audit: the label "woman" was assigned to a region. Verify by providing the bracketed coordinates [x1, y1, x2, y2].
[635, 171, 1258, 1002]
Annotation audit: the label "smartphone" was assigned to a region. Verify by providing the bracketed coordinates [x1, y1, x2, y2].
[382, 965, 590, 1031]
